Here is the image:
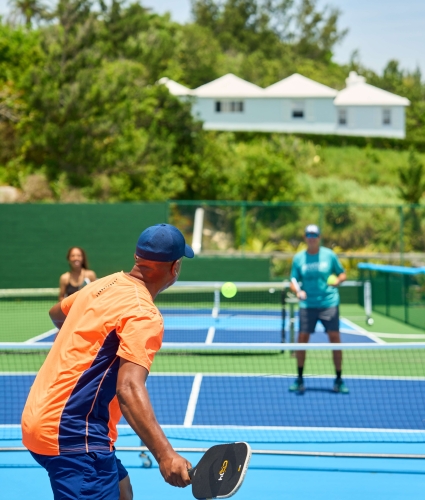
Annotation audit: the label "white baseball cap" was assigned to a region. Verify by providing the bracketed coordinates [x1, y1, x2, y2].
[305, 224, 320, 237]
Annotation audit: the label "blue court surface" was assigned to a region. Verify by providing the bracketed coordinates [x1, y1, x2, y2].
[33, 306, 378, 344]
[2, 375, 425, 432]
[2, 369, 425, 500]
[3, 306, 424, 499]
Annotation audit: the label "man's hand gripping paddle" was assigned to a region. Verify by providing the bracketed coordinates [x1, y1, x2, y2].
[188, 442, 251, 499]
[291, 277, 306, 300]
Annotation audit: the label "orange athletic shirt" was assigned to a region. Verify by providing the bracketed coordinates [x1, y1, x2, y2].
[21, 272, 164, 456]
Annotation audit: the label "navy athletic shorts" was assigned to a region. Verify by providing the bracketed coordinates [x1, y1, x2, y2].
[299, 306, 339, 334]
[30, 450, 128, 500]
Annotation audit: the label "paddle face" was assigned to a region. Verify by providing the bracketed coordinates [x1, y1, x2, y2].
[190, 442, 251, 499]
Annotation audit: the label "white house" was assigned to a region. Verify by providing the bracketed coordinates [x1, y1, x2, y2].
[262, 74, 337, 135]
[334, 72, 410, 139]
[175, 74, 266, 131]
[159, 71, 410, 139]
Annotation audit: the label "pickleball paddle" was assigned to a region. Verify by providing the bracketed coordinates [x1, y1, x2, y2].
[188, 442, 251, 499]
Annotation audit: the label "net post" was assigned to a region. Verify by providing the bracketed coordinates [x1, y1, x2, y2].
[364, 280, 372, 324]
[284, 292, 298, 356]
[385, 271, 389, 318]
[280, 286, 286, 352]
[404, 273, 409, 325]
[399, 205, 404, 266]
[240, 202, 247, 253]
[212, 287, 220, 319]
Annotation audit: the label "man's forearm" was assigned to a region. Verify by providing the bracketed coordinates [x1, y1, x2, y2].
[117, 382, 173, 462]
[117, 360, 191, 487]
[337, 273, 347, 285]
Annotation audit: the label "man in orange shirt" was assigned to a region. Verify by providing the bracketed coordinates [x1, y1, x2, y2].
[22, 224, 194, 500]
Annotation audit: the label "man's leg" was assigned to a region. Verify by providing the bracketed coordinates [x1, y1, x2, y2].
[320, 306, 348, 393]
[29, 451, 121, 500]
[289, 332, 310, 392]
[117, 456, 133, 500]
[296, 332, 310, 373]
[328, 330, 348, 393]
[119, 476, 133, 500]
[328, 330, 342, 372]
[289, 308, 317, 392]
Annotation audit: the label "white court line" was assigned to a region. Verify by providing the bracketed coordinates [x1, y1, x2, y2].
[341, 318, 386, 344]
[373, 333, 425, 339]
[0, 372, 38, 376]
[3, 372, 424, 381]
[183, 374, 203, 427]
[24, 328, 58, 343]
[148, 373, 425, 381]
[205, 326, 216, 344]
[3, 423, 425, 436]
[115, 424, 425, 434]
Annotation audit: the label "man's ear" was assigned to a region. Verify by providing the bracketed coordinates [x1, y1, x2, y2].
[171, 259, 182, 277]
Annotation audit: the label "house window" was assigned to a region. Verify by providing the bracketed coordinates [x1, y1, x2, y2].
[383, 109, 391, 125]
[215, 101, 244, 113]
[292, 100, 305, 119]
[338, 109, 347, 125]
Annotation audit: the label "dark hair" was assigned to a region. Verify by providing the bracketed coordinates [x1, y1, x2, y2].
[67, 247, 88, 269]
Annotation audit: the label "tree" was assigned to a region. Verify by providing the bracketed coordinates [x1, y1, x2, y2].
[173, 24, 221, 87]
[192, 0, 282, 54]
[192, 0, 347, 61]
[8, 0, 48, 28]
[292, 0, 347, 61]
[398, 149, 425, 249]
[398, 149, 425, 205]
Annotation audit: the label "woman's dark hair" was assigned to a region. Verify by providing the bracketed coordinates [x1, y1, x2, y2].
[67, 247, 88, 269]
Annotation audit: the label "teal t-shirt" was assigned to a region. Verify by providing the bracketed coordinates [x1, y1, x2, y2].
[290, 247, 344, 309]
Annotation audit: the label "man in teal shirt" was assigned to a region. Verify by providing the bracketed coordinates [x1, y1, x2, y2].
[289, 224, 348, 393]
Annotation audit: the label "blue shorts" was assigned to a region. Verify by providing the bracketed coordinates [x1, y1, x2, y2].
[30, 451, 128, 500]
[299, 306, 339, 334]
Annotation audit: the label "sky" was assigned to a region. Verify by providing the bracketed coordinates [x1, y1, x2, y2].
[1, 0, 424, 74]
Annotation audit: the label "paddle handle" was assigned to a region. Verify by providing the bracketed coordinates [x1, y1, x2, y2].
[291, 277, 301, 293]
[188, 467, 194, 480]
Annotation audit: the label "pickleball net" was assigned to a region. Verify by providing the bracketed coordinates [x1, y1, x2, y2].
[1, 342, 425, 451]
[0, 283, 293, 347]
[0, 281, 363, 344]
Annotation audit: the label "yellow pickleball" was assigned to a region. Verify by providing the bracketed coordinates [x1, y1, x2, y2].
[221, 282, 237, 298]
[327, 275, 338, 285]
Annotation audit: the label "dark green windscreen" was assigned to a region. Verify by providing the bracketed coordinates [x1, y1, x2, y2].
[1, 203, 168, 288]
[178, 257, 270, 282]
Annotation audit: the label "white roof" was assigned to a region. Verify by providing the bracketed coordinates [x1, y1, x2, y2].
[193, 74, 264, 98]
[158, 77, 193, 96]
[264, 73, 337, 98]
[334, 72, 410, 106]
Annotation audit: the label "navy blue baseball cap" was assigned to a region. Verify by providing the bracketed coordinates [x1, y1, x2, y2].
[305, 224, 320, 237]
[136, 224, 194, 262]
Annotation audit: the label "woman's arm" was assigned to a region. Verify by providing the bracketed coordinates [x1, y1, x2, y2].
[58, 273, 68, 301]
[87, 270, 97, 281]
[49, 302, 67, 330]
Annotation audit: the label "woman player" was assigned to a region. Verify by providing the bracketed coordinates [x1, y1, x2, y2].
[59, 247, 97, 300]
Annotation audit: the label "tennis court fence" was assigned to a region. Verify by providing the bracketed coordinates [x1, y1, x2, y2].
[359, 263, 425, 330]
